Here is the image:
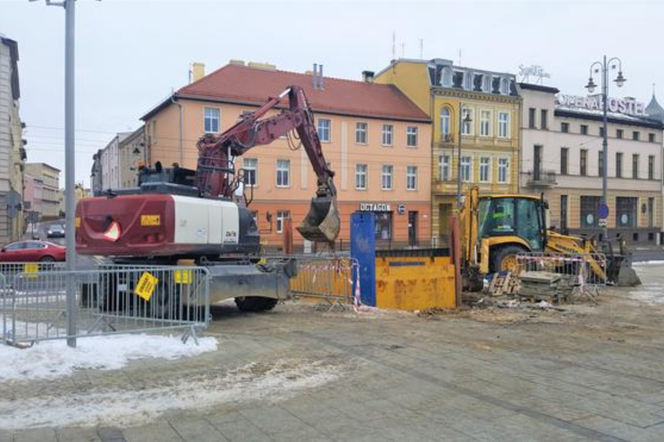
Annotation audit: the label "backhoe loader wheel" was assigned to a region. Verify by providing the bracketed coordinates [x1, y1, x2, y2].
[492, 246, 526, 273]
[235, 297, 279, 312]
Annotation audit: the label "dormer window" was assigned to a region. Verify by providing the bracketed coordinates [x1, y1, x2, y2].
[463, 71, 473, 90]
[500, 78, 509, 95]
[452, 71, 464, 88]
[482, 75, 492, 93]
[441, 67, 453, 87]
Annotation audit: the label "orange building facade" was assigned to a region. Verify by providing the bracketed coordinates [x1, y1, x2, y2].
[141, 62, 432, 248]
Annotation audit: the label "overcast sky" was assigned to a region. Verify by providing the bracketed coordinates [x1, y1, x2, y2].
[0, 0, 661, 187]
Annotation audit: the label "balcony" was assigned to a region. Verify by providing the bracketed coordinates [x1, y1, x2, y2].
[526, 169, 556, 188]
[439, 133, 455, 145]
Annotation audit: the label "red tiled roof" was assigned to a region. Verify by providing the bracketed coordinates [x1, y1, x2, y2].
[173, 64, 430, 122]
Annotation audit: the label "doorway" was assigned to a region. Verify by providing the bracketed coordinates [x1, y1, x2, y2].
[408, 211, 418, 246]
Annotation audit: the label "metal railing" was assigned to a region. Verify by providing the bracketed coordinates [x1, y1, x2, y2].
[289, 255, 357, 309]
[515, 252, 607, 303]
[1, 265, 210, 346]
[0, 262, 66, 288]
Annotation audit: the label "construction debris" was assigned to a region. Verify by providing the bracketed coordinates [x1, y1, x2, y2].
[484, 272, 520, 297]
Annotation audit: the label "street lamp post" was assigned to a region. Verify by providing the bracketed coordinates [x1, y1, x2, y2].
[456, 105, 472, 210]
[585, 56, 626, 240]
[31, 0, 78, 347]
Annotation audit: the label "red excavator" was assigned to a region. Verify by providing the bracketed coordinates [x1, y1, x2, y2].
[76, 86, 341, 311]
[77, 85, 340, 262]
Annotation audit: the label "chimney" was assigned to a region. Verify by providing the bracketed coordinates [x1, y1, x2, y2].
[362, 70, 375, 83]
[191, 62, 205, 83]
[319, 64, 324, 90]
[313, 63, 318, 90]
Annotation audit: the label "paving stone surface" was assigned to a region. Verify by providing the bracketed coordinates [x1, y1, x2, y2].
[1, 264, 664, 441]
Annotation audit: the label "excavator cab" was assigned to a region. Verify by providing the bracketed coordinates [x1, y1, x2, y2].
[296, 196, 340, 243]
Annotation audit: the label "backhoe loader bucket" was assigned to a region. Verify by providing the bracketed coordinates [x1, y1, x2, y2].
[296, 196, 340, 243]
[606, 253, 641, 286]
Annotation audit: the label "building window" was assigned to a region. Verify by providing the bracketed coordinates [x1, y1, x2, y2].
[375, 212, 393, 240]
[440, 108, 451, 136]
[498, 112, 510, 138]
[498, 158, 509, 183]
[616, 129, 623, 139]
[649, 197, 655, 228]
[406, 166, 418, 190]
[243, 158, 257, 186]
[204, 108, 220, 133]
[598, 151, 604, 177]
[649, 133, 656, 143]
[463, 71, 473, 90]
[616, 152, 623, 178]
[599, 127, 605, 137]
[479, 110, 491, 136]
[276, 159, 290, 187]
[580, 196, 600, 228]
[439, 155, 450, 181]
[461, 156, 472, 182]
[276, 210, 290, 233]
[580, 149, 587, 176]
[355, 122, 368, 144]
[482, 75, 492, 93]
[580, 124, 588, 135]
[632, 131, 640, 141]
[560, 148, 569, 175]
[649, 155, 655, 180]
[500, 78, 510, 95]
[406, 126, 418, 147]
[616, 197, 637, 228]
[441, 67, 453, 87]
[317, 118, 331, 142]
[479, 157, 491, 183]
[561, 122, 569, 133]
[540, 109, 548, 130]
[381, 165, 393, 190]
[632, 154, 639, 179]
[355, 164, 368, 190]
[560, 195, 568, 231]
[381, 124, 394, 146]
[462, 108, 474, 135]
[528, 108, 536, 129]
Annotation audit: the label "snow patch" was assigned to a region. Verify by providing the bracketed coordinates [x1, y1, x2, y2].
[0, 334, 218, 382]
[0, 359, 343, 430]
[633, 260, 664, 266]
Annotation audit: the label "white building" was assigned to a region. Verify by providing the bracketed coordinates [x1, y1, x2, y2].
[519, 83, 663, 244]
[99, 132, 131, 190]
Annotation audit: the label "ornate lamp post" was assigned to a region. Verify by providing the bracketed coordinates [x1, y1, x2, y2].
[456, 105, 472, 210]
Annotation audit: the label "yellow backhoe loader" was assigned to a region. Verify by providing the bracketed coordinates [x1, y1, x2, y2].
[459, 187, 641, 291]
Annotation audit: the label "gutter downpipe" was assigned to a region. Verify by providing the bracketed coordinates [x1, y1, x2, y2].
[171, 94, 184, 165]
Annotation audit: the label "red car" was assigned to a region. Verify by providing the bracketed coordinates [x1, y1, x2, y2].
[0, 240, 66, 262]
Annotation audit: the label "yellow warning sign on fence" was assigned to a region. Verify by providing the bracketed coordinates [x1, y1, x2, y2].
[24, 263, 39, 278]
[174, 269, 193, 284]
[135, 272, 158, 301]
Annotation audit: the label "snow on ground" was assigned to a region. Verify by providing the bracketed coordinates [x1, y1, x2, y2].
[0, 359, 344, 430]
[0, 334, 218, 382]
[628, 264, 664, 305]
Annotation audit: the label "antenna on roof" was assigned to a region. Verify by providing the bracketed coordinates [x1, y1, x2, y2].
[392, 32, 396, 61]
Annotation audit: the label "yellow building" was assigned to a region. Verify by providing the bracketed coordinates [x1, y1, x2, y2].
[376, 59, 521, 243]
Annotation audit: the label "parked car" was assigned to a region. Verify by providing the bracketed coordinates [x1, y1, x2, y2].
[47, 224, 66, 238]
[0, 240, 66, 262]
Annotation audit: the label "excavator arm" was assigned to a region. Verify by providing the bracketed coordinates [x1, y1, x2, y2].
[194, 86, 340, 243]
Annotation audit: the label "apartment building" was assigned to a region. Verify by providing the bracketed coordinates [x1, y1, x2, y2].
[376, 58, 521, 243]
[519, 83, 663, 244]
[0, 36, 26, 243]
[140, 61, 432, 247]
[24, 163, 60, 219]
[99, 132, 131, 190]
[118, 126, 145, 188]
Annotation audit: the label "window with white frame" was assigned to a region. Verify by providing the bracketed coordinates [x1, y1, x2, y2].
[500, 78, 510, 95]
[498, 158, 509, 183]
[480, 110, 491, 136]
[204, 108, 220, 133]
[482, 75, 492, 93]
[381, 165, 393, 190]
[243, 158, 257, 186]
[406, 166, 418, 190]
[498, 112, 510, 138]
[355, 122, 368, 144]
[463, 72, 473, 90]
[381, 124, 394, 146]
[440, 108, 451, 136]
[317, 118, 331, 142]
[355, 164, 368, 190]
[442, 67, 453, 87]
[276, 159, 290, 187]
[479, 157, 491, 183]
[462, 108, 474, 135]
[276, 210, 290, 233]
[406, 126, 418, 147]
[461, 156, 472, 182]
[438, 155, 450, 181]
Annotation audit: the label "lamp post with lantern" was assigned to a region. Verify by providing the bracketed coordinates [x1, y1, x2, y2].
[456, 105, 473, 210]
[585, 56, 626, 239]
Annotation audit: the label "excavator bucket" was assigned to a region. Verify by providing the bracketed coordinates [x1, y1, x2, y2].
[606, 253, 641, 286]
[296, 196, 341, 243]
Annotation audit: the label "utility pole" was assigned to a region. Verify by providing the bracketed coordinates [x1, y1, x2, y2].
[32, 0, 79, 347]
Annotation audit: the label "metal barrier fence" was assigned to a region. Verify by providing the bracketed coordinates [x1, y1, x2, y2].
[515, 252, 607, 303]
[0, 262, 66, 287]
[289, 255, 357, 309]
[1, 266, 210, 346]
